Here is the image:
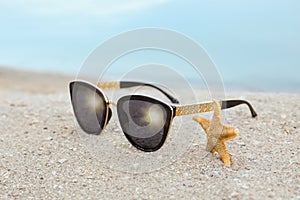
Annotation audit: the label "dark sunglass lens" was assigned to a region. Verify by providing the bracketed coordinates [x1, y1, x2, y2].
[70, 82, 107, 134]
[117, 96, 172, 151]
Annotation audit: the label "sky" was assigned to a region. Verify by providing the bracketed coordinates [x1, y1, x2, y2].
[0, 0, 299, 91]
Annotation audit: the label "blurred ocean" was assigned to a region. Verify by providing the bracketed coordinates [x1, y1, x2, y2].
[2, 48, 299, 93]
[0, 0, 299, 92]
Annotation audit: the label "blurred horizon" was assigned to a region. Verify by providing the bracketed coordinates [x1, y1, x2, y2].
[0, 0, 299, 92]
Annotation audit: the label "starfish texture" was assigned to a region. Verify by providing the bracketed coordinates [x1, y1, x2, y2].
[193, 101, 239, 167]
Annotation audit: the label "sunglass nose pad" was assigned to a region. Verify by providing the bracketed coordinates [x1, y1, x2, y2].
[106, 107, 112, 125]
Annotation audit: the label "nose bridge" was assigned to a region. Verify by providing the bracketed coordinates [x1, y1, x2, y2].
[103, 100, 114, 129]
[108, 100, 117, 106]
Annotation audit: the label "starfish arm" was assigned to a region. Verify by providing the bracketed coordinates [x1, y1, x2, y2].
[211, 147, 217, 153]
[192, 116, 210, 132]
[215, 142, 231, 167]
[220, 126, 239, 141]
[206, 139, 216, 152]
[210, 101, 222, 128]
[213, 100, 221, 116]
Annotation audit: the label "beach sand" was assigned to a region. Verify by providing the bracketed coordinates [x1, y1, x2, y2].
[0, 67, 299, 199]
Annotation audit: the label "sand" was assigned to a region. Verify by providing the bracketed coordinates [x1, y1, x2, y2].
[0, 67, 299, 199]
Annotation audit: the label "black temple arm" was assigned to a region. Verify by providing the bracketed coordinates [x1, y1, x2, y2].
[120, 81, 179, 104]
[221, 100, 258, 118]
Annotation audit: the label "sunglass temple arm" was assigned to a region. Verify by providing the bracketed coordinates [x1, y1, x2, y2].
[174, 100, 257, 118]
[97, 81, 179, 104]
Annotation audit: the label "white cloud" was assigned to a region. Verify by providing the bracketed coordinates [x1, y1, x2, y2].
[0, 0, 171, 16]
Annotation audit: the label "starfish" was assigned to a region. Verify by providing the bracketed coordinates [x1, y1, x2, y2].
[192, 101, 239, 167]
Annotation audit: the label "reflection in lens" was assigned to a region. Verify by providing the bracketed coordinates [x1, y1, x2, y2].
[148, 104, 165, 128]
[124, 100, 166, 138]
[70, 82, 107, 134]
[117, 96, 172, 151]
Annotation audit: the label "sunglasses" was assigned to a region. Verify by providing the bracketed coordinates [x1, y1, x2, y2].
[69, 80, 257, 152]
